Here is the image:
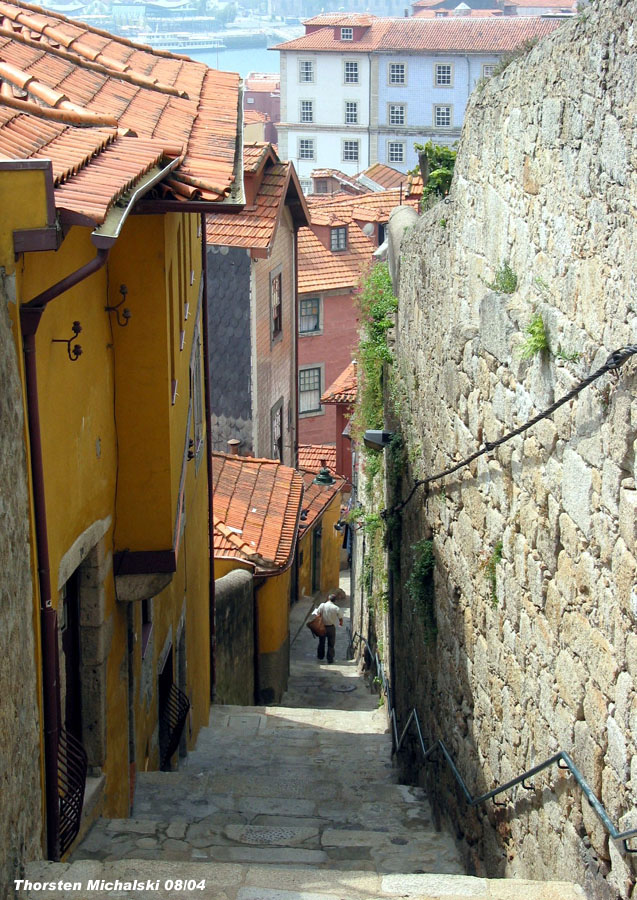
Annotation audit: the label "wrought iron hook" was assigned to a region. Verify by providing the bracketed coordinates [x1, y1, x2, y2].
[52, 320, 82, 362]
[105, 284, 132, 327]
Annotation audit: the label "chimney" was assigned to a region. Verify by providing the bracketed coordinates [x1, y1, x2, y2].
[404, 7, 409, 15]
[227, 439, 241, 455]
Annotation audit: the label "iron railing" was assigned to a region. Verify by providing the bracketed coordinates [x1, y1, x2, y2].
[349, 629, 637, 855]
[58, 728, 88, 856]
[159, 683, 190, 770]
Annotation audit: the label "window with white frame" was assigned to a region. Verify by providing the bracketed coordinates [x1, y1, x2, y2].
[387, 141, 405, 164]
[434, 63, 453, 86]
[340, 26, 353, 40]
[482, 63, 496, 78]
[434, 105, 452, 127]
[330, 227, 347, 251]
[299, 59, 314, 82]
[298, 138, 315, 160]
[299, 366, 322, 414]
[388, 62, 406, 84]
[299, 297, 321, 333]
[388, 103, 405, 126]
[344, 60, 359, 84]
[345, 100, 358, 124]
[342, 140, 359, 162]
[299, 178, 312, 194]
[300, 99, 314, 123]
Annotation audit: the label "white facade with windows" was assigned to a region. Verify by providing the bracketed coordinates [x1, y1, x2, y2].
[276, 16, 562, 177]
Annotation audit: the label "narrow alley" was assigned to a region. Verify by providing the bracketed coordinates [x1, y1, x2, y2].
[20, 576, 584, 900]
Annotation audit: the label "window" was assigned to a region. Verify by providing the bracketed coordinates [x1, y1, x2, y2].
[482, 64, 496, 78]
[299, 367, 322, 414]
[434, 105, 452, 127]
[388, 103, 405, 126]
[299, 297, 321, 333]
[342, 140, 359, 162]
[340, 26, 353, 40]
[298, 138, 315, 160]
[300, 99, 314, 123]
[388, 62, 406, 85]
[299, 178, 312, 194]
[246, 97, 254, 104]
[330, 227, 347, 251]
[344, 100, 358, 124]
[314, 178, 328, 194]
[271, 398, 284, 461]
[299, 59, 314, 82]
[270, 270, 282, 340]
[435, 63, 453, 86]
[344, 60, 359, 84]
[388, 141, 405, 164]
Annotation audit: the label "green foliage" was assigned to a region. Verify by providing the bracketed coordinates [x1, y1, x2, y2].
[362, 512, 383, 538]
[351, 263, 397, 444]
[411, 141, 457, 204]
[406, 540, 437, 644]
[519, 313, 549, 359]
[487, 261, 518, 294]
[484, 540, 503, 605]
[439, 218, 447, 228]
[555, 345, 581, 363]
[492, 38, 539, 76]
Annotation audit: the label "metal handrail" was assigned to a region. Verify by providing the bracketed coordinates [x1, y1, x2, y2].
[349, 630, 637, 855]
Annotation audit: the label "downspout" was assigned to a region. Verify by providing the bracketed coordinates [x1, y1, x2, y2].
[368, 52, 372, 168]
[20, 246, 110, 861]
[201, 212, 216, 701]
[293, 228, 299, 468]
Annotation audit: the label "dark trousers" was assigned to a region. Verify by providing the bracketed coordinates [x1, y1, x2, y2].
[317, 624, 336, 662]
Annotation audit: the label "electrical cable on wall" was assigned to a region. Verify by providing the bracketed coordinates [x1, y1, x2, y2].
[383, 344, 637, 519]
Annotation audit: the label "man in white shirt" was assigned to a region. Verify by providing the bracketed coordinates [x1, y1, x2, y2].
[314, 592, 344, 664]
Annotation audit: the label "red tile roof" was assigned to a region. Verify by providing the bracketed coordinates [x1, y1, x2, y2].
[297, 444, 337, 473]
[298, 469, 344, 536]
[274, 15, 562, 52]
[206, 143, 308, 251]
[413, 8, 503, 16]
[0, 0, 240, 206]
[298, 189, 418, 294]
[321, 361, 357, 405]
[311, 167, 369, 194]
[244, 107, 269, 124]
[212, 451, 304, 573]
[245, 72, 280, 92]
[359, 163, 405, 191]
[303, 13, 375, 26]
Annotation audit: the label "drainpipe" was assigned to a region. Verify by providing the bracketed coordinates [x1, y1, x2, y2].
[20, 246, 110, 861]
[200, 212, 217, 701]
[293, 227, 299, 468]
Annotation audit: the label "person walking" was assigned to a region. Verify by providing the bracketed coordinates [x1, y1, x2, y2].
[314, 592, 343, 664]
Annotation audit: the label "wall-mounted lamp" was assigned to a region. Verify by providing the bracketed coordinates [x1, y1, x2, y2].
[313, 460, 336, 486]
[363, 430, 394, 452]
[52, 320, 82, 362]
[105, 284, 132, 327]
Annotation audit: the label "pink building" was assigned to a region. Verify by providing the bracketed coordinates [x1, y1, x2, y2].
[244, 73, 280, 146]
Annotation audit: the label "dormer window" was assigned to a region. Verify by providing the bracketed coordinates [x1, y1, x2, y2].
[330, 227, 347, 251]
[341, 27, 353, 40]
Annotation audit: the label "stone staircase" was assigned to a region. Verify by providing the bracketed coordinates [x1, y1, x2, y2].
[19, 582, 585, 900]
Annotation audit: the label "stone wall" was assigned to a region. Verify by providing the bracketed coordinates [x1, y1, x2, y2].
[214, 568, 255, 705]
[0, 273, 43, 894]
[384, 2, 637, 898]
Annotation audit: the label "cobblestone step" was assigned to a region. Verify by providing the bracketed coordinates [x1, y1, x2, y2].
[18, 859, 586, 900]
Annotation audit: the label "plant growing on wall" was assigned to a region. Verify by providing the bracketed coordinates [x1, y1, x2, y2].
[519, 313, 549, 358]
[411, 141, 457, 207]
[487, 261, 518, 294]
[484, 540, 503, 605]
[406, 539, 436, 644]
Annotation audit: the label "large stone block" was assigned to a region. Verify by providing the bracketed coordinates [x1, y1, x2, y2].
[561, 448, 592, 538]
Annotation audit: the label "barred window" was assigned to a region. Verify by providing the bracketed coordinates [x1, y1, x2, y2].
[299, 367, 321, 413]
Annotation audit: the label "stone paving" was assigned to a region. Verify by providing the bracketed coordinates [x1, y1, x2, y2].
[19, 573, 585, 899]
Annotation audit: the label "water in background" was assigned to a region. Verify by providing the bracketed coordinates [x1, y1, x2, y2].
[189, 45, 280, 78]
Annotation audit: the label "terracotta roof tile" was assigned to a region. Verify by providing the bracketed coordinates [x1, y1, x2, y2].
[297, 444, 337, 473]
[321, 362, 357, 405]
[244, 107, 269, 124]
[298, 469, 344, 536]
[0, 0, 240, 201]
[274, 14, 562, 52]
[212, 451, 304, 572]
[360, 163, 408, 190]
[244, 71, 279, 92]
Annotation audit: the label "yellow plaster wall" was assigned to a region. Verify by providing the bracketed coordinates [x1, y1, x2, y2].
[0, 167, 49, 273]
[214, 557, 254, 579]
[297, 493, 343, 599]
[298, 530, 313, 600]
[257, 569, 290, 655]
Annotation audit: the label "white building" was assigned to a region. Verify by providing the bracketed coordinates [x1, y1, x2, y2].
[273, 13, 565, 185]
